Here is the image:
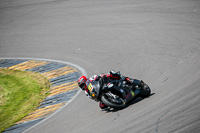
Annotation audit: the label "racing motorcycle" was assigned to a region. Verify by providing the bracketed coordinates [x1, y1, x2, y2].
[86, 78, 151, 109]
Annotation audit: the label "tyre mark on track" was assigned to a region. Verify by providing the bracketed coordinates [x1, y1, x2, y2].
[155, 110, 170, 133]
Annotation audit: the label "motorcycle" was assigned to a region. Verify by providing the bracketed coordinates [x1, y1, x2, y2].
[86, 78, 151, 109]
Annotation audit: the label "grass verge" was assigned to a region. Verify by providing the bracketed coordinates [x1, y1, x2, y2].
[0, 68, 51, 132]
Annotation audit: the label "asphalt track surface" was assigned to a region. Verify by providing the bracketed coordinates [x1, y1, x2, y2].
[0, 0, 200, 133]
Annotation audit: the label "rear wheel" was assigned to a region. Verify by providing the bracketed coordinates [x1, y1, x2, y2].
[101, 91, 126, 109]
[139, 84, 151, 98]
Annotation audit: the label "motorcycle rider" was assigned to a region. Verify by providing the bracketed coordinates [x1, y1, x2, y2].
[77, 70, 145, 109]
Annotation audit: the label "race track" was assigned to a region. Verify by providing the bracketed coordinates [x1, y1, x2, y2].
[0, 0, 200, 133]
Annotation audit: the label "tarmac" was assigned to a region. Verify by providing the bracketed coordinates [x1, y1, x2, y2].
[0, 0, 200, 132]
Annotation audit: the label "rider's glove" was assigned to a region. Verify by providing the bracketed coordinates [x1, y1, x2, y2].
[100, 74, 106, 78]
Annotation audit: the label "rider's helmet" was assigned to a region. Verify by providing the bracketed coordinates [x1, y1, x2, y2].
[107, 70, 121, 79]
[78, 76, 87, 90]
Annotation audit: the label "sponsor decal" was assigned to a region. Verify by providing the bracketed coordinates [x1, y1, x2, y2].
[88, 83, 93, 92]
[130, 91, 134, 96]
[108, 83, 113, 88]
[125, 93, 131, 99]
[125, 91, 134, 99]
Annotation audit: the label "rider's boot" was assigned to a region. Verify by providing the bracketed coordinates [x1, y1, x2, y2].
[99, 101, 108, 109]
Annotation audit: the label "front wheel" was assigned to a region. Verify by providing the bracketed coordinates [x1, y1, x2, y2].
[101, 93, 126, 109]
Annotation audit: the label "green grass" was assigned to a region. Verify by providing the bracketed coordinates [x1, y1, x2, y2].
[0, 68, 51, 132]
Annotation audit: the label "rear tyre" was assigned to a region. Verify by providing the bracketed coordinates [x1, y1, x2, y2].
[139, 84, 151, 98]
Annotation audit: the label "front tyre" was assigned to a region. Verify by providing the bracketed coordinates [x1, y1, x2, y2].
[101, 95, 126, 109]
